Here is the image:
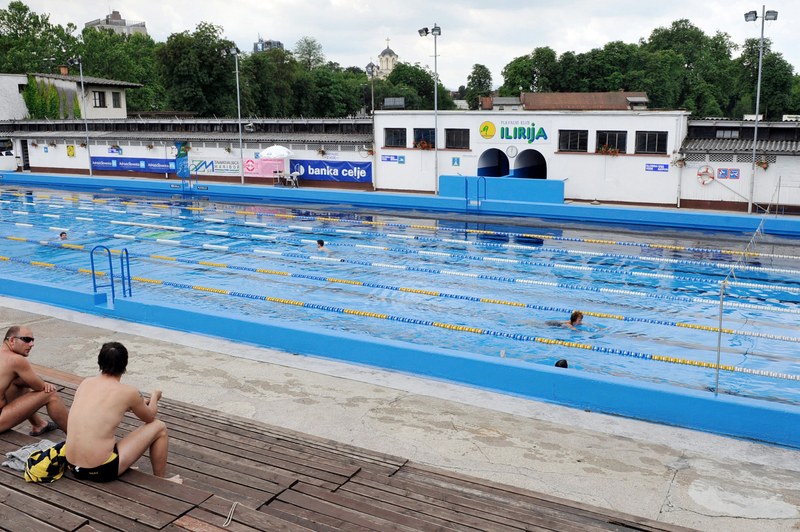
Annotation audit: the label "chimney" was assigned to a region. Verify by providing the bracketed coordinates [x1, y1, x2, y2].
[59, 65, 69, 75]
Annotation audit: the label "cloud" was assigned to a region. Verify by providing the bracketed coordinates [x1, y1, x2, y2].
[20, 0, 800, 90]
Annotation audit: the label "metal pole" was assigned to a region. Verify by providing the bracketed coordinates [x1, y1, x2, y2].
[714, 281, 726, 393]
[748, 5, 766, 215]
[235, 52, 244, 185]
[433, 30, 439, 195]
[78, 59, 92, 177]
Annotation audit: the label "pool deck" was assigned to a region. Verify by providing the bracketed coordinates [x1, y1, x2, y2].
[2, 297, 799, 532]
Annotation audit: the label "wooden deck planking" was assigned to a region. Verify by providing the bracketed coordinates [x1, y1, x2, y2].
[0, 483, 88, 531]
[344, 469, 629, 532]
[0, 370, 704, 532]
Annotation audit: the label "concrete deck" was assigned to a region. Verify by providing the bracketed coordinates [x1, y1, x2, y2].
[2, 295, 799, 531]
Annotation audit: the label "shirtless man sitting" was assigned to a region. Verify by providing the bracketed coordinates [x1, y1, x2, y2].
[64, 342, 181, 483]
[0, 325, 69, 436]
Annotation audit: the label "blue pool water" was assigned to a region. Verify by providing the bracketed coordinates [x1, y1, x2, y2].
[2, 186, 800, 407]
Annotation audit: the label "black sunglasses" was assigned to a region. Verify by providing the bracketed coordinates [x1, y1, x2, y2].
[12, 336, 35, 343]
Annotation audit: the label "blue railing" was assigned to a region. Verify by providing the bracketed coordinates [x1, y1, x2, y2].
[90, 245, 132, 302]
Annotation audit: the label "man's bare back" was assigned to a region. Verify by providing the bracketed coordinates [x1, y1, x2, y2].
[64, 342, 180, 483]
[65, 375, 147, 467]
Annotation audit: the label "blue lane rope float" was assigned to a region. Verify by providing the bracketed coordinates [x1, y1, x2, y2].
[1, 250, 798, 383]
[3, 191, 800, 263]
[4, 217, 800, 315]
[5, 234, 800, 344]
[5, 198, 800, 280]
[3, 208, 800, 296]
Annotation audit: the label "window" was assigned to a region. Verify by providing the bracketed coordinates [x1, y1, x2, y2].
[715, 129, 739, 139]
[635, 131, 668, 154]
[558, 130, 588, 152]
[92, 91, 106, 108]
[445, 129, 470, 150]
[112, 92, 121, 108]
[596, 131, 627, 153]
[413, 128, 435, 148]
[384, 128, 407, 148]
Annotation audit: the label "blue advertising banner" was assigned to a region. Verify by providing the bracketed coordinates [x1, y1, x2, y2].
[91, 157, 176, 173]
[289, 159, 372, 183]
[175, 142, 189, 178]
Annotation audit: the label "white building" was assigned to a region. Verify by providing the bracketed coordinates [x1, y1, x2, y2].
[85, 10, 147, 36]
[373, 106, 690, 206]
[31, 73, 142, 120]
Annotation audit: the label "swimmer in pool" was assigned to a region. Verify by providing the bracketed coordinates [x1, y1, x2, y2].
[316, 239, 330, 253]
[546, 311, 606, 332]
[59, 232, 67, 240]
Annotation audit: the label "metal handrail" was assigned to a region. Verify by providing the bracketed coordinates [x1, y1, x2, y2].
[120, 248, 132, 297]
[90, 245, 115, 302]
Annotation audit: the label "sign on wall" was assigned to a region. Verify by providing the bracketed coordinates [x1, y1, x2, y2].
[189, 158, 240, 176]
[91, 157, 176, 173]
[645, 163, 669, 172]
[717, 168, 740, 179]
[243, 158, 284, 178]
[477, 120, 551, 144]
[289, 159, 372, 182]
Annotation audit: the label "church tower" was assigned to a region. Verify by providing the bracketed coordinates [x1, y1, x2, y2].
[377, 38, 398, 80]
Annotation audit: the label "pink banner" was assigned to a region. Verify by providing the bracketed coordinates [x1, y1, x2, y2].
[243, 158, 285, 178]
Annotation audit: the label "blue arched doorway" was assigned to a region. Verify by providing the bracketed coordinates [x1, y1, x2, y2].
[511, 149, 547, 179]
[477, 148, 510, 177]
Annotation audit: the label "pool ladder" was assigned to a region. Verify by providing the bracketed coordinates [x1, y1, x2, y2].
[90, 246, 132, 302]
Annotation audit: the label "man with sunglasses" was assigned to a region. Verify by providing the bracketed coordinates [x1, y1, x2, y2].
[0, 325, 69, 436]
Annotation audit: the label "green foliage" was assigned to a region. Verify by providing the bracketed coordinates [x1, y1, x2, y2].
[0, 1, 78, 73]
[45, 83, 59, 118]
[156, 22, 237, 117]
[465, 64, 492, 110]
[294, 36, 325, 70]
[22, 75, 40, 118]
[72, 92, 81, 119]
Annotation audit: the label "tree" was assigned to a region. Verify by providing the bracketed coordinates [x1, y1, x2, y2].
[387, 62, 436, 108]
[499, 47, 559, 96]
[465, 64, 492, 110]
[294, 36, 324, 70]
[0, 1, 78, 74]
[156, 22, 237, 116]
[734, 38, 794, 120]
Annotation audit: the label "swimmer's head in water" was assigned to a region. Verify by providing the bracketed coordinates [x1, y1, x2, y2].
[317, 239, 324, 248]
[60, 232, 67, 240]
[570, 311, 583, 325]
[555, 359, 568, 368]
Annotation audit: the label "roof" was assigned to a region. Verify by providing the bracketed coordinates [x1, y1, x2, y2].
[521, 92, 649, 110]
[681, 138, 800, 154]
[9, 130, 372, 144]
[379, 47, 397, 57]
[30, 73, 143, 88]
[492, 97, 520, 105]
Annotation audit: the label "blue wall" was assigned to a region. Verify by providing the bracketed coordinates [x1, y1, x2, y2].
[439, 175, 564, 204]
[1, 273, 799, 449]
[4, 171, 800, 238]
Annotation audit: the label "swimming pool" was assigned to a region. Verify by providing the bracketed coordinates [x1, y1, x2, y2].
[3, 184, 800, 413]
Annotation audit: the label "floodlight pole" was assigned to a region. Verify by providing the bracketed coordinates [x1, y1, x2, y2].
[745, 6, 778, 214]
[433, 24, 439, 195]
[419, 24, 441, 194]
[70, 57, 92, 176]
[234, 50, 244, 185]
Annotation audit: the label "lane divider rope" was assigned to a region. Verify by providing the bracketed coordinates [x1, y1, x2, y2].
[2, 251, 797, 382]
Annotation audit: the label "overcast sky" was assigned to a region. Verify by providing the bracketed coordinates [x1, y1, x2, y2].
[18, 1, 799, 90]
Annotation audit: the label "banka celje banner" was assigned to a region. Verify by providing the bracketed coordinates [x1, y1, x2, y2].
[289, 159, 372, 183]
[91, 157, 176, 173]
